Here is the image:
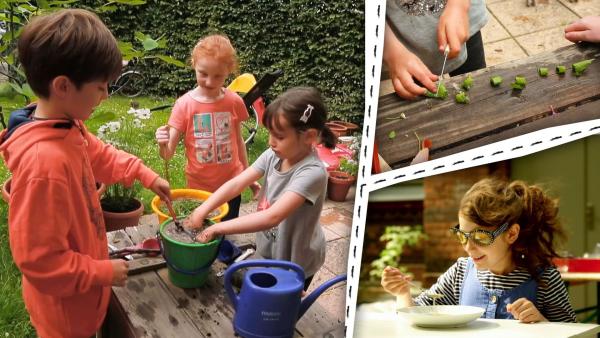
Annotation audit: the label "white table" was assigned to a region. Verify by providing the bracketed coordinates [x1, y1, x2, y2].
[354, 301, 600, 338]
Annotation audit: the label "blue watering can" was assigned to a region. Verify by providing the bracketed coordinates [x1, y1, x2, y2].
[224, 259, 346, 338]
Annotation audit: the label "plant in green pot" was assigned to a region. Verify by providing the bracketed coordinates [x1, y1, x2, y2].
[96, 104, 152, 231]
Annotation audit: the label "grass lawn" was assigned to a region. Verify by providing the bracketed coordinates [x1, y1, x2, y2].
[0, 94, 270, 336]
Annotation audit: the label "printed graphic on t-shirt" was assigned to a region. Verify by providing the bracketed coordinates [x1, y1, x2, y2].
[216, 140, 233, 163]
[193, 113, 213, 138]
[195, 138, 214, 163]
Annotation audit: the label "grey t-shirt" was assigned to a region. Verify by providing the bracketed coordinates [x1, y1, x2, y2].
[386, 0, 488, 74]
[251, 148, 327, 277]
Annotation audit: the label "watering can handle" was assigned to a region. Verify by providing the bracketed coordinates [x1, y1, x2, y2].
[223, 259, 305, 309]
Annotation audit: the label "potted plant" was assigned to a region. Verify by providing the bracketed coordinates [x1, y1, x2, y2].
[358, 225, 426, 303]
[327, 157, 358, 202]
[96, 104, 151, 231]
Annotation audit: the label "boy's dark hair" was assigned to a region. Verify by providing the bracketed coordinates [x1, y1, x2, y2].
[18, 9, 122, 98]
[262, 87, 337, 149]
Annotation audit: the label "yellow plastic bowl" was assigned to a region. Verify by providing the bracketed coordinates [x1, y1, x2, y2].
[151, 188, 229, 224]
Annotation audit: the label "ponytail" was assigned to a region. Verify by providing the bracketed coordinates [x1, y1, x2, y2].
[320, 126, 337, 149]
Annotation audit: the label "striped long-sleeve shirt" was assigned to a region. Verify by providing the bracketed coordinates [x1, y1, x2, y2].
[414, 257, 577, 322]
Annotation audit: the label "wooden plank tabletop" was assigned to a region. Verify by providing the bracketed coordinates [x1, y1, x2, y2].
[105, 228, 344, 337]
[376, 43, 600, 168]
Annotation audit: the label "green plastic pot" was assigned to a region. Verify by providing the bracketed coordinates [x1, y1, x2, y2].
[158, 219, 221, 288]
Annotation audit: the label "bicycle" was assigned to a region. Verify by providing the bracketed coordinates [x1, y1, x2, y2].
[109, 59, 145, 98]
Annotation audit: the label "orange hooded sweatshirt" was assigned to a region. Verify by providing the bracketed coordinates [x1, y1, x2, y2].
[0, 107, 158, 338]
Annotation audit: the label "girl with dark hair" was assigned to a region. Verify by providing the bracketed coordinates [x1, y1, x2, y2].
[381, 178, 577, 323]
[189, 87, 336, 289]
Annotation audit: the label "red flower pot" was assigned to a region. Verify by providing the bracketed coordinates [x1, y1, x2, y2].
[327, 171, 356, 202]
[325, 122, 349, 137]
[331, 120, 359, 134]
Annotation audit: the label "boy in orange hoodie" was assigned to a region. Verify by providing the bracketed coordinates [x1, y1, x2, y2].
[0, 9, 171, 338]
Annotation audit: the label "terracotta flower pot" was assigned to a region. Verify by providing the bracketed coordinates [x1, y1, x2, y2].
[102, 197, 144, 232]
[2, 178, 106, 203]
[325, 122, 349, 137]
[327, 171, 356, 202]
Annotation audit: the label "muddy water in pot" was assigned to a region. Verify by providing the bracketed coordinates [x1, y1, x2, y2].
[163, 218, 212, 243]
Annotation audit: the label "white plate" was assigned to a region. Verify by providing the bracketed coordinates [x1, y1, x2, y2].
[397, 305, 484, 328]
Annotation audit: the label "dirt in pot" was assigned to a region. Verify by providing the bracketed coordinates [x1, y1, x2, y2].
[158, 198, 220, 219]
[163, 217, 212, 244]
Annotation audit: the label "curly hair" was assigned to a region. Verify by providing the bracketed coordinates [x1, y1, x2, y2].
[459, 178, 566, 281]
[190, 33, 238, 74]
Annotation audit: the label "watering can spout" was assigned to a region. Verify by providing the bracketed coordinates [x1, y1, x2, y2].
[298, 274, 346, 319]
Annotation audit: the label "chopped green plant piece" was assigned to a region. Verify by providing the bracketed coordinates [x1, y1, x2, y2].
[538, 67, 548, 77]
[388, 131, 397, 140]
[572, 59, 594, 77]
[455, 91, 469, 104]
[423, 83, 448, 99]
[511, 76, 527, 90]
[490, 76, 503, 87]
[556, 65, 566, 75]
[461, 74, 474, 91]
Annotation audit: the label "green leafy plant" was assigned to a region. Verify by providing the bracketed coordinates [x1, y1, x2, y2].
[97, 103, 152, 212]
[339, 157, 358, 177]
[369, 225, 426, 281]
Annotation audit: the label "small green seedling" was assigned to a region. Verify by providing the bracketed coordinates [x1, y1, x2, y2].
[461, 75, 474, 91]
[572, 59, 593, 77]
[490, 76, 503, 87]
[556, 65, 566, 75]
[538, 67, 548, 77]
[455, 91, 469, 104]
[424, 83, 448, 99]
[511, 76, 527, 90]
[388, 130, 397, 140]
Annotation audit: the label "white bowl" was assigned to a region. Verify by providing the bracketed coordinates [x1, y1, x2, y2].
[397, 305, 484, 328]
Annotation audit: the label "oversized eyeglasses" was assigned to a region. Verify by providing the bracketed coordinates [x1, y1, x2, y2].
[449, 222, 510, 246]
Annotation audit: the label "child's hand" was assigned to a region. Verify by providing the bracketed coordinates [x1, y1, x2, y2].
[565, 16, 600, 43]
[438, 0, 470, 59]
[383, 24, 438, 100]
[249, 181, 261, 200]
[381, 266, 412, 296]
[196, 226, 218, 243]
[111, 259, 129, 286]
[150, 177, 171, 203]
[155, 125, 170, 147]
[506, 298, 547, 323]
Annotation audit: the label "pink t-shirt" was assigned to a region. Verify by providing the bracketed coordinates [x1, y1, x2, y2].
[169, 88, 249, 192]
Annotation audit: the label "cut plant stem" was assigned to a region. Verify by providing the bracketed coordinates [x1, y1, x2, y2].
[461, 74, 473, 90]
[490, 76, 502, 87]
[424, 83, 448, 99]
[556, 65, 566, 75]
[572, 59, 593, 77]
[455, 91, 469, 104]
[511, 75, 527, 90]
[538, 67, 549, 77]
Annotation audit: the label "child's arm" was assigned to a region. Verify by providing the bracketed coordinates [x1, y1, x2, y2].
[506, 298, 547, 323]
[196, 189, 307, 243]
[437, 0, 470, 59]
[190, 166, 263, 227]
[384, 22, 438, 99]
[156, 125, 182, 160]
[9, 178, 116, 296]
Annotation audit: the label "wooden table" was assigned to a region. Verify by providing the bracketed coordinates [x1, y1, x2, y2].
[376, 43, 600, 168]
[103, 222, 344, 337]
[562, 272, 600, 324]
[354, 302, 600, 338]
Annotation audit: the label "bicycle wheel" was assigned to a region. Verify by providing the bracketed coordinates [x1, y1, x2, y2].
[114, 71, 145, 97]
[242, 106, 259, 146]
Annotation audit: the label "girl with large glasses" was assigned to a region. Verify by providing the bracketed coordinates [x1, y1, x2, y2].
[381, 178, 576, 323]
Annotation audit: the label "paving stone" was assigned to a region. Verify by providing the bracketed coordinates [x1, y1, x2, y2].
[323, 226, 343, 242]
[558, 0, 600, 18]
[482, 10, 511, 43]
[516, 26, 575, 56]
[488, 0, 578, 37]
[324, 238, 350, 276]
[484, 38, 529, 66]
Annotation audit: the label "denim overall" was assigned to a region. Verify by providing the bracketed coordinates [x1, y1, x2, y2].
[459, 258, 538, 319]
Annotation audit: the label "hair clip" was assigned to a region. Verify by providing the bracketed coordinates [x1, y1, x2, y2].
[300, 104, 314, 123]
